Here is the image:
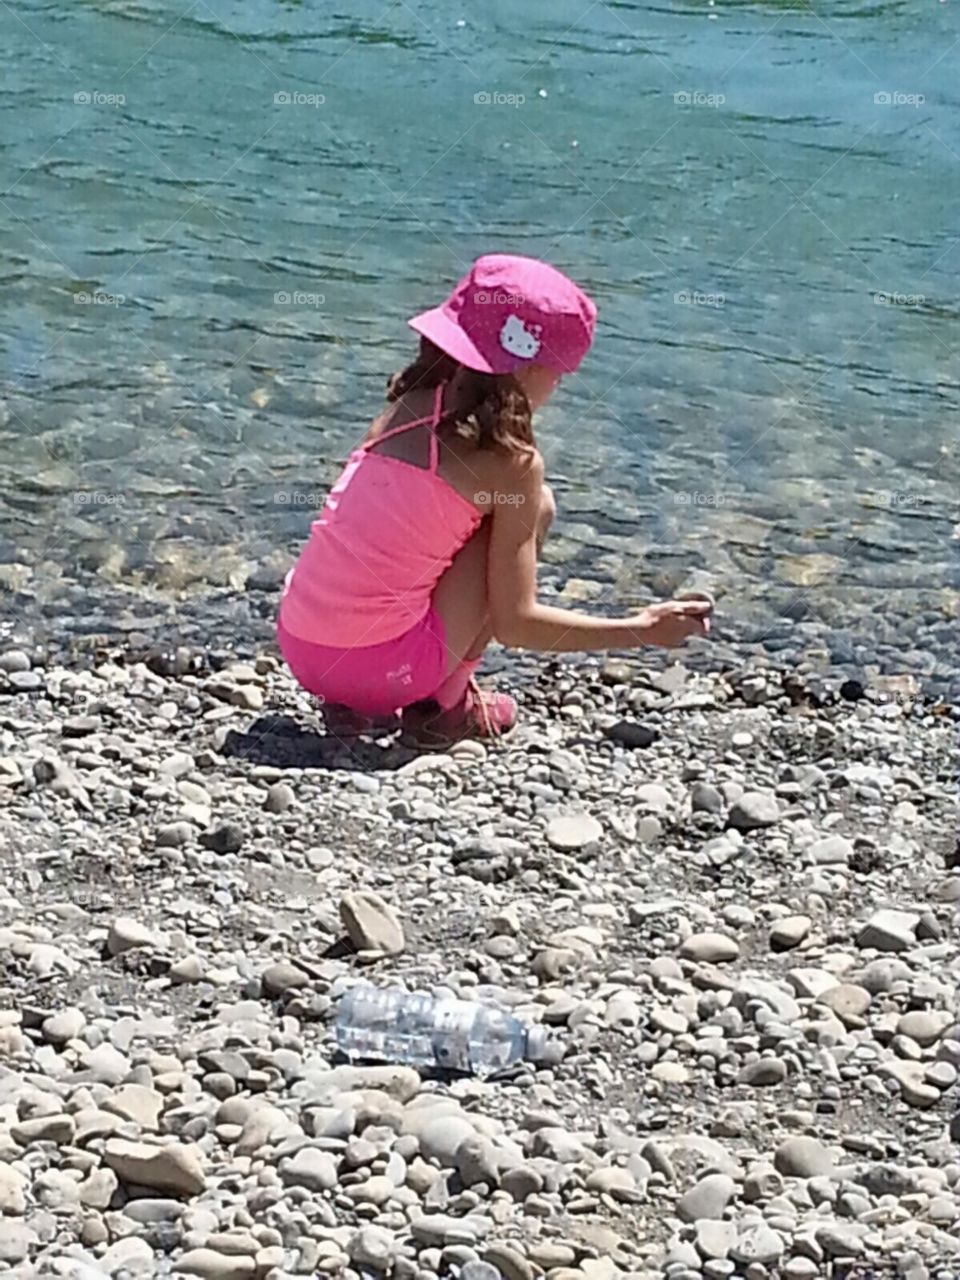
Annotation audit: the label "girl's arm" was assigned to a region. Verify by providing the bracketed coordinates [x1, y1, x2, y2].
[487, 452, 711, 653]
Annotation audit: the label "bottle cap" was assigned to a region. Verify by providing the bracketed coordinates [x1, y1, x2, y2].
[524, 1024, 550, 1063]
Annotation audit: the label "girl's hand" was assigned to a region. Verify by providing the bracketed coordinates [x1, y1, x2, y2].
[627, 598, 713, 647]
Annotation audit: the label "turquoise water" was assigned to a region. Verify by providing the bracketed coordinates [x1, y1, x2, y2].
[0, 0, 957, 676]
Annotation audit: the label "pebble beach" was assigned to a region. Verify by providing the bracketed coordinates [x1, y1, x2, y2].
[0, 633, 956, 1280]
[2, 0, 958, 1275]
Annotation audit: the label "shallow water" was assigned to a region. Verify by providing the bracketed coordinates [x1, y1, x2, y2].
[0, 0, 956, 678]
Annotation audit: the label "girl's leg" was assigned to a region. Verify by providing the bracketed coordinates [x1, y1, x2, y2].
[428, 484, 555, 708]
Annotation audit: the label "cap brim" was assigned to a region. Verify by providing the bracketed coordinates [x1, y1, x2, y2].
[408, 306, 496, 374]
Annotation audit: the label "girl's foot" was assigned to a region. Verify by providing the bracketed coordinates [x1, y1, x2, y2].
[320, 702, 400, 739]
[399, 679, 518, 751]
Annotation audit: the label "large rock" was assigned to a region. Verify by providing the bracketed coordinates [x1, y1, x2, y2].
[858, 957, 913, 994]
[584, 1166, 641, 1203]
[174, 1249, 256, 1279]
[200, 821, 245, 854]
[680, 932, 740, 964]
[339, 892, 405, 955]
[806, 835, 853, 866]
[0, 1221, 37, 1265]
[234, 1104, 300, 1156]
[819, 984, 871, 1027]
[0, 1164, 27, 1214]
[100, 1237, 156, 1276]
[857, 910, 919, 952]
[786, 968, 838, 1000]
[261, 961, 309, 996]
[770, 916, 811, 950]
[605, 721, 657, 749]
[736, 977, 800, 1023]
[897, 1010, 951, 1047]
[349, 1226, 396, 1271]
[82, 1043, 131, 1085]
[103, 1084, 164, 1130]
[103, 1139, 206, 1197]
[690, 782, 724, 815]
[279, 1147, 338, 1191]
[727, 791, 780, 831]
[78, 1167, 118, 1210]
[107, 916, 160, 956]
[677, 1173, 736, 1222]
[882, 1060, 941, 1108]
[694, 1220, 736, 1260]
[635, 784, 673, 814]
[11, 1114, 75, 1145]
[411, 1214, 490, 1246]
[774, 1136, 835, 1178]
[739, 1058, 787, 1087]
[302, 1065, 421, 1103]
[41, 1007, 86, 1045]
[483, 1243, 534, 1280]
[731, 1224, 784, 1265]
[817, 1224, 867, 1259]
[456, 1135, 501, 1188]
[418, 1115, 478, 1168]
[545, 813, 603, 851]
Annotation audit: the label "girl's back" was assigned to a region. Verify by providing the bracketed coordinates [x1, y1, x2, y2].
[279, 382, 484, 649]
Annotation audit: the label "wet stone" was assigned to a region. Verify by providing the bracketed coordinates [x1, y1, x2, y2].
[605, 720, 657, 748]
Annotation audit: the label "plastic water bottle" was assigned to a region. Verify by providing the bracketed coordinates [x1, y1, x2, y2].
[335, 985, 549, 1073]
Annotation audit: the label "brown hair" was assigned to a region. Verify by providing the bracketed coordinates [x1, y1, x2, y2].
[386, 338, 534, 455]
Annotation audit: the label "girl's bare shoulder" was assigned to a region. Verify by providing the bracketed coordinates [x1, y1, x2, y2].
[451, 436, 540, 479]
[482, 443, 544, 492]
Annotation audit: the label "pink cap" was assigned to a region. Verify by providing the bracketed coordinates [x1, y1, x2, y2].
[408, 254, 597, 375]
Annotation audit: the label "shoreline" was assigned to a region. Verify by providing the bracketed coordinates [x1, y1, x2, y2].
[0, 635, 957, 1278]
[0, 563, 956, 705]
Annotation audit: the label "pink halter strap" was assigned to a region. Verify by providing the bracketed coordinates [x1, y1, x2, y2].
[365, 383, 445, 472]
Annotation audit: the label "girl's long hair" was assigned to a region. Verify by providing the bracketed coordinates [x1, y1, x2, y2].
[386, 338, 534, 455]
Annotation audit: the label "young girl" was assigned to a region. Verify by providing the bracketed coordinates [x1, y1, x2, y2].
[278, 254, 712, 749]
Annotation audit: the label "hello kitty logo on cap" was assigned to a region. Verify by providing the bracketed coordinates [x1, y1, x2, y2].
[500, 314, 542, 360]
[408, 254, 597, 376]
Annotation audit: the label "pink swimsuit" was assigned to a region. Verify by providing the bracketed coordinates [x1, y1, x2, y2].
[277, 384, 482, 715]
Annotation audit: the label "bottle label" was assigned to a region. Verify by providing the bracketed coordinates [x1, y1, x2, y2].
[430, 998, 476, 1071]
